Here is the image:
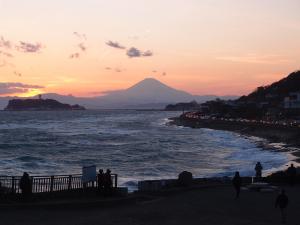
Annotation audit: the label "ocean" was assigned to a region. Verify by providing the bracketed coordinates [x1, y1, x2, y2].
[0, 110, 296, 189]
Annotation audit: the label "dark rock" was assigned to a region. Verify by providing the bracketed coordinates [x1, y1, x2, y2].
[178, 171, 193, 187]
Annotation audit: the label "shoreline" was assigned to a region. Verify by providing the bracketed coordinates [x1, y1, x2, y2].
[169, 116, 300, 163]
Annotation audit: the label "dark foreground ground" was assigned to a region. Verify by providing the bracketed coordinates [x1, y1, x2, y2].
[1, 185, 299, 225]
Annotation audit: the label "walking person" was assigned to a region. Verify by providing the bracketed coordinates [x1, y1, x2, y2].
[255, 162, 263, 180]
[232, 171, 242, 199]
[275, 189, 289, 224]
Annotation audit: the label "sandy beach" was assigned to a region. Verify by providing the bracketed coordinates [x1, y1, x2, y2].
[0, 185, 299, 225]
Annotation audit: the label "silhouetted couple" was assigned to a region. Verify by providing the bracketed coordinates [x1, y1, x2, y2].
[97, 169, 113, 196]
[19, 172, 32, 201]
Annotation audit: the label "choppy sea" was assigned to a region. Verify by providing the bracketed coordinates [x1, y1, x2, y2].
[0, 110, 297, 189]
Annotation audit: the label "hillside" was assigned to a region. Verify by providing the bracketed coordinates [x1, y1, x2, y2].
[198, 70, 300, 119]
[238, 70, 300, 103]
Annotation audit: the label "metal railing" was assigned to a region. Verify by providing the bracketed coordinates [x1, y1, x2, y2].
[0, 173, 118, 194]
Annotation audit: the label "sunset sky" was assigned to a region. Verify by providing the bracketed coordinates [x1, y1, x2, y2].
[0, 0, 299, 97]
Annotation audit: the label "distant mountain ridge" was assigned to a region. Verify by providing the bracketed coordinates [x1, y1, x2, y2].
[0, 78, 238, 109]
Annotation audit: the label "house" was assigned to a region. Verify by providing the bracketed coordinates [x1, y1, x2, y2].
[284, 92, 300, 109]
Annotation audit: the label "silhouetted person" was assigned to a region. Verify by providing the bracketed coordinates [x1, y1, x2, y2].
[275, 189, 289, 224]
[232, 171, 242, 199]
[0, 181, 3, 199]
[286, 164, 297, 186]
[19, 172, 32, 201]
[255, 162, 263, 180]
[97, 169, 105, 193]
[104, 169, 113, 196]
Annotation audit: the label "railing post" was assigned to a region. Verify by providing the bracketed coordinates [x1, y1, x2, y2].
[68, 175, 72, 190]
[11, 176, 16, 194]
[114, 174, 118, 188]
[31, 177, 34, 193]
[50, 176, 54, 192]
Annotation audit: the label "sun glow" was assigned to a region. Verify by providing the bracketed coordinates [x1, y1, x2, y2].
[17, 89, 44, 98]
[0, 1, 299, 96]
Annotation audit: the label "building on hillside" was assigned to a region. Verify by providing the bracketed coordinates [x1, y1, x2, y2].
[257, 101, 269, 109]
[284, 92, 300, 109]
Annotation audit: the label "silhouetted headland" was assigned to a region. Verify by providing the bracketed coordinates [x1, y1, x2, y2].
[169, 71, 300, 161]
[4, 98, 85, 111]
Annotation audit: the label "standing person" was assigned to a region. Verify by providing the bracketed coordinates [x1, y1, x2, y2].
[0, 181, 3, 199]
[255, 162, 263, 179]
[275, 189, 289, 224]
[286, 164, 297, 186]
[97, 169, 105, 193]
[19, 172, 32, 201]
[232, 171, 242, 199]
[104, 169, 112, 196]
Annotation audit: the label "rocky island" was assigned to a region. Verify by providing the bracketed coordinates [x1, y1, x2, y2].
[4, 98, 85, 111]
